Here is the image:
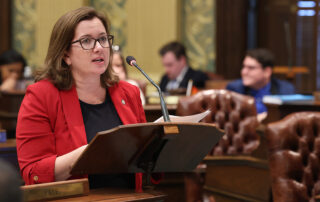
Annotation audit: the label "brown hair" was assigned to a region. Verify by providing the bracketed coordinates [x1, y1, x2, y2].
[36, 7, 118, 90]
[159, 41, 188, 63]
[112, 47, 128, 79]
[246, 48, 275, 69]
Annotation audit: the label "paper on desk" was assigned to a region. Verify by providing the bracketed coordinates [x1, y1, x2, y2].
[154, 110, 211, 123]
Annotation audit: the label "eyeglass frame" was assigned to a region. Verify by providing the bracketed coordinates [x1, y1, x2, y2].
[71, 35, 114, 50]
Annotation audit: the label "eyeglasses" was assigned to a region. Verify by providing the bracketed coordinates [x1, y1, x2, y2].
[71, 35, 114, 50]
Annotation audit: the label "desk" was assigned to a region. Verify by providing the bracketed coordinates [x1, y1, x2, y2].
[51, 188, 166, 201]
[22, 179, 166, 202]
[143, 104, 177, 122]
[264, 100, 320, 123]
[203, 156, 270, 202]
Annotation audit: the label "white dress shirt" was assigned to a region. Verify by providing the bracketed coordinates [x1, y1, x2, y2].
[166, 66, 189, 91]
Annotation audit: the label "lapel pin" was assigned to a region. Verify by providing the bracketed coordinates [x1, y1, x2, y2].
[121, 99, 126, 105]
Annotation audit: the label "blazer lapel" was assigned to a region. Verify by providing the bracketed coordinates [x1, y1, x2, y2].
[179, 67, 193, 88]
[60, 86, 87, 145]
[108, 83, 137, 125]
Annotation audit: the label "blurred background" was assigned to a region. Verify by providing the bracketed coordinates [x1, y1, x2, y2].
[2, 0, 317, 94]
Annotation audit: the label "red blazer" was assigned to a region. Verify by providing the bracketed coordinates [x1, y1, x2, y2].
[16, 80, 146, 185]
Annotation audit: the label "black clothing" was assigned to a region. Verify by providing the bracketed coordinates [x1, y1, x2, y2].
[79, 90, 134, 189]
[159, 67, 209, 92]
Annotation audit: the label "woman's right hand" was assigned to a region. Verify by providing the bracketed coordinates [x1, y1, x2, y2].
[54, 144, 88, 181]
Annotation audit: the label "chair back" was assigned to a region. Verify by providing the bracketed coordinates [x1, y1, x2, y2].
[176, 89, 259, 155]
[267, 112, 320, 202]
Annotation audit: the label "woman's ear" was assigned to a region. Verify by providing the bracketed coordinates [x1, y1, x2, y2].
[63, 52, 71, 66]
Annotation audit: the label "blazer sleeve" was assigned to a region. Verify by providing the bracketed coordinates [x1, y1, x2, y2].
[16, 84, 58, 184]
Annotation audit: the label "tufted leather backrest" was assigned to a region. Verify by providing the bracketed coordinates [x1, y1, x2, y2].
[267, 112, 320, 202]
[176, 89, 259, 155]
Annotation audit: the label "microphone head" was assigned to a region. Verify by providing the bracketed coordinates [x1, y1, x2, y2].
[126, 56, 136, 66]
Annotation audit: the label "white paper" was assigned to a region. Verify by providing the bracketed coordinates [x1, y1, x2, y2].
[154, 110, 211, 123]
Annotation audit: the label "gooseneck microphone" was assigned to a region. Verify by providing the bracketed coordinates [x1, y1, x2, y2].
[126, 56, 171, 122]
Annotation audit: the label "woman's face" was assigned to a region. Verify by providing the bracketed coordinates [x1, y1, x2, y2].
[64, 17, 110, 79]
[0, 62, 24, 81]
[112, 53, 126, 80]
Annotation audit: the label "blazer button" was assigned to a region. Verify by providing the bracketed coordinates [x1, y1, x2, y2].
[121, 99, 126, 105]
[33, 176, 39, 181]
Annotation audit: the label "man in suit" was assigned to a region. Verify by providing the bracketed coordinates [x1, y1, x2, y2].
[159, 41, 209, 93]
[226, 48, 295, 114]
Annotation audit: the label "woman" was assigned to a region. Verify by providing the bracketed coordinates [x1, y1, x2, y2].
[112, 46, 146, 105]
[0, 50, 28, 92]
[16, 7, 146, 190]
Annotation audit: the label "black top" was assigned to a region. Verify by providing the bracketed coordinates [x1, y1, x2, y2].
[79, 90, 134, 189]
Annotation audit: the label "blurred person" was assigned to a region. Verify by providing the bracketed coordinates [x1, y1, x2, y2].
[0, 50, 30, 92]
[112, 46, 146, 105]
[16, 7, 149, 191]
[226, 48, 295, 114]
[159, 41, 209, 93]
[0, 159, 22, 202]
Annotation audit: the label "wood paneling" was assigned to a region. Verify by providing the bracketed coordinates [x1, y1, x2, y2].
[0, 0, 11, 53]
[257, 0, 294, 65]
[216, 0, 248, 79]
[204, 156, 271, 202]
[257, 0, 318, 93]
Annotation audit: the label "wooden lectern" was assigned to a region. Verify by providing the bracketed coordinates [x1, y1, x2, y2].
[22, 122, 223, 201]
[71, 122, 223, 184]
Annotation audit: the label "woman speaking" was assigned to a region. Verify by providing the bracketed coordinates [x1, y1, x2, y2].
[16, 7, 146, 190]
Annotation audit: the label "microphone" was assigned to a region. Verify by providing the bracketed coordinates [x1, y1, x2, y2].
[126, 56, 171, 122]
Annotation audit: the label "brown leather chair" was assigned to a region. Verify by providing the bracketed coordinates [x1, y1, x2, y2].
[176, 89, 259, 155]
[176, 90, 271, 202]
[267, 112, 320, 202]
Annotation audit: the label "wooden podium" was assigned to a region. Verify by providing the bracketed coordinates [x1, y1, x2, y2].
[22, 122, 223, 201]
[71, 122, 223, 177]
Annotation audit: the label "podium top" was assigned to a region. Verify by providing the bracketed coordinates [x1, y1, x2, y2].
[71, 122, 224, 175]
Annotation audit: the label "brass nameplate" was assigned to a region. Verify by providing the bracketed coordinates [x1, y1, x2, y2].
[22, 179, 89, 201]
[163, 125, 179, 135]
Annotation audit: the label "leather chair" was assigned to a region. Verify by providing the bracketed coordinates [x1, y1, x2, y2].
[267, 112, 320, 202]
[176, 89, 259, 155]
[176, 90, 271, 202]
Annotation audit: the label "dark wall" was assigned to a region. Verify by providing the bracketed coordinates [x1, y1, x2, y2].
[257, 0, 317, 93]
[0, 0, 11, 53]
[216, 0, 249, 79]
[216, 0, 318, 93]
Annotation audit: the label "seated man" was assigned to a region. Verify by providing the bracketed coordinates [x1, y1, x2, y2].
[226, 48, 295, 114]
[159, 41, 209, 93]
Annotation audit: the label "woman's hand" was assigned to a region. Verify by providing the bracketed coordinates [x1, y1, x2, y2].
[54, 144, 88, 181]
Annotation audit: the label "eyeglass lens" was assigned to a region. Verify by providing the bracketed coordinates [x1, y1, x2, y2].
[80, 35, 113, 50]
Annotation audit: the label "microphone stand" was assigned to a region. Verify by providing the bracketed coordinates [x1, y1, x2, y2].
[131, 62, 171, 122]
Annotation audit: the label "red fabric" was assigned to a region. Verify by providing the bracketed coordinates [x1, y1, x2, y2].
[16, 80, 146, 188]
[151, 173, 164, 184]
[135, 173, 143, 193]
